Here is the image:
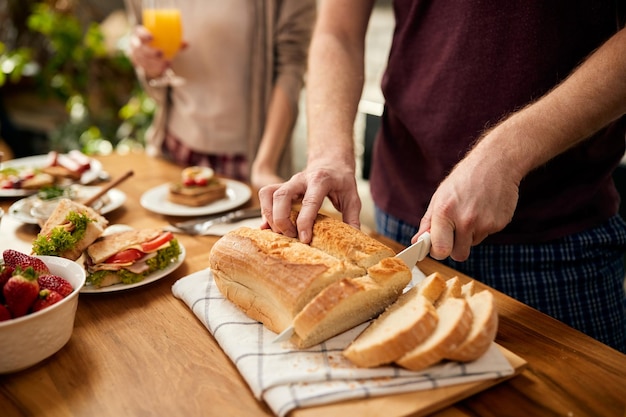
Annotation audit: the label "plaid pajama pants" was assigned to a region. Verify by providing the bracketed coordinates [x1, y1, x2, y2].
[376, 208, 626, 353]
[163, 132, 249, 181]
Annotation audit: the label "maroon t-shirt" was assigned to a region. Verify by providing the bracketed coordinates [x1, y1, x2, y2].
[371, 0, 626, 243]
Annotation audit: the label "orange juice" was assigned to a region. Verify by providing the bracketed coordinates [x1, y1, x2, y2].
[142, 8, 183, 60]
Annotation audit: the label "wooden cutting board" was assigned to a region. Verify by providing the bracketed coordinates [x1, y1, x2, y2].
[292, 345, 527, 417]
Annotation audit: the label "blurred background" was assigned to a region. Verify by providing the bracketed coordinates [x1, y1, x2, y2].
[0, 0, 152, 159]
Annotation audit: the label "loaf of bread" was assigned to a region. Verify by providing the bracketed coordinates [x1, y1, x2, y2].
[208, 211, 411, 347]
[342, 274, 499, 370]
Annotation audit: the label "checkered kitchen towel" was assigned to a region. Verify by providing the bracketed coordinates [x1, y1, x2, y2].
[172, 266, 514, 417]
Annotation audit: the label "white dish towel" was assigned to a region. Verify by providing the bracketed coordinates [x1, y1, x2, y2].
[172, 266, 514, 417]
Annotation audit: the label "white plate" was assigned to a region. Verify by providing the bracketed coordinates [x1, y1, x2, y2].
[7, 186, 126, 225]
[140, 179, 251, 216]
[80, 241, 186, 294]
[0, 154, 103, 197]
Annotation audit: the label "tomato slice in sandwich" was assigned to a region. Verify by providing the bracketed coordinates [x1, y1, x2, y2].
[105, 248, 144, 264]
[141, 231, 174, 252]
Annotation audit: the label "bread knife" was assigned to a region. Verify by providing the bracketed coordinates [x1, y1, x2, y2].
[272, 232, 432, 344]
[395, 231, 431, 268]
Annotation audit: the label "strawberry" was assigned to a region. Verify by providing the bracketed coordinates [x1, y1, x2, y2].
[0, 264, 14, 298]
[2, 250, 50, 276]
[3, 269, 40, 318]
[0, 304, 11, 321]
[32, 289, 64, 312]
[38, 274, 73, 297]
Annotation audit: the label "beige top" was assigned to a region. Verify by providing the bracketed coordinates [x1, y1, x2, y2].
[168, 1, 252, 154]
[124, 0, 316, 179]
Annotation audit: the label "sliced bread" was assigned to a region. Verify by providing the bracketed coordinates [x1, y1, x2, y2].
[396, 297, 473, 371]
[435, 276, 462, 306]
[416, 272, 447, 303]
[445, 289, 498, 362]
[342, 286, 438, 368]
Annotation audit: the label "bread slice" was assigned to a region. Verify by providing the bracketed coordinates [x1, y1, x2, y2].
[416, 272, 447, 303]
[342, 286, 438, 367]
[435, 276, 462, 306]
[292, 257, 412, 348]
[168, 180, 227, 206]
[445, 290, 498, 362]
[209, 227, 365, 333]
[304, 212, 396, 269]
[41, 165, 82, 180]
[21, 172, 55, 189]
[396, 297, 473, 371]
[461, 280, 477, 297]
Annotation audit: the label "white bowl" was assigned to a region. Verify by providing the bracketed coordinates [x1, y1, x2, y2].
[0, 255, 86, 373]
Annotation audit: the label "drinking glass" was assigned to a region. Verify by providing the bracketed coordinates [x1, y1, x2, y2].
[142, 0, 184, 87]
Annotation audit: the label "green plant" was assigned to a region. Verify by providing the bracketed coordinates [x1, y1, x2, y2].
[0, 1, 154, 155]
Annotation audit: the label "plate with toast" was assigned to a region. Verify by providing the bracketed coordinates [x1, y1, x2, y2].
[0, 152, 103, 197]
[140, 178, 251, 216]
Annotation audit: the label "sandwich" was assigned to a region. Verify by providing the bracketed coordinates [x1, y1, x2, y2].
[84, 228, 182, 288]
[32, 198, 108, 260]
[168, 166, 227, 206]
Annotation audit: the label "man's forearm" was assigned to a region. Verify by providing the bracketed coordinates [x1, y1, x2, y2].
[474, 27, 626, 181]
[305, 0, 375, 167]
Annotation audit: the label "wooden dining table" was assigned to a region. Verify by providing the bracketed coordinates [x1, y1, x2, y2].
[1, 151, 625, 417]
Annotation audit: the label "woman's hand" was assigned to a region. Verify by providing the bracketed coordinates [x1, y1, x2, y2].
[127, 26, 169, 79]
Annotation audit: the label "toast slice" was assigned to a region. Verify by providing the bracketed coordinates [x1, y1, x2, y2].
[168, 180, 227, 206]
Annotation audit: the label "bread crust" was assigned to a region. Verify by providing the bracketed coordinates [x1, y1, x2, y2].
[416, 272, 447, 303]
[304, 213, 396, 269]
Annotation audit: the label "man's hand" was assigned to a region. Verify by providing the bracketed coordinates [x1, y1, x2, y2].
[416, 137, 520, 261]
[259, 159, 361, 244]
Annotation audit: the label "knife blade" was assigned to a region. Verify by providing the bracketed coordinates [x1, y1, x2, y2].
[395, 231, 431, 268]
[272, 232, 432, 344]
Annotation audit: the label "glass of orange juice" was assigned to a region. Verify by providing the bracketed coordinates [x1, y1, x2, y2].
[141, 0, 184, 87]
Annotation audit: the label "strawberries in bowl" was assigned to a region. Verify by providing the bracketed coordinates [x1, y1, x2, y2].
[0, 250, 86, 373]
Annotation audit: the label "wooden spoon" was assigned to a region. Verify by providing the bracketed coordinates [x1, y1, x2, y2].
[83, 170, 134, 208]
